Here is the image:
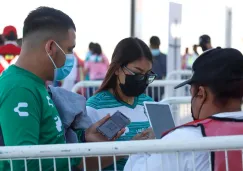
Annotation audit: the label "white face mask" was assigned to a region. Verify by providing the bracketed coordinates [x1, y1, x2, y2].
[46, 41, 75, 80]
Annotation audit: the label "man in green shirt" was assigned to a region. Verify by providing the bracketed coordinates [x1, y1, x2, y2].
[0, 7, 123, 171]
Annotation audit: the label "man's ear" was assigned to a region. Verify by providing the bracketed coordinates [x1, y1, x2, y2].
[45, 40, 56, 56]
[198, 86, 207, 101]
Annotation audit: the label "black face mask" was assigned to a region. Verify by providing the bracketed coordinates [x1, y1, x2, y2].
[191, 95, 198, 120]
[119, 74, 148, 97]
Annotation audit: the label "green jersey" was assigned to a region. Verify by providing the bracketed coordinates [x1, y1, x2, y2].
[0, 65, 79, 171]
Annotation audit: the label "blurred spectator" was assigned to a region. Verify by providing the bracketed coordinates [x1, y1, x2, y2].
[150, 36, 166, 79]
[181, 47, 189, 69]
[61, 52, 84, 91]
[199, 34, 212, 52]
[185, 45, 199, 70]
[149, 36, 166, 101]
[0, 35, 4, 46]
[187, 44, 199, 69]
[0, 26, 21, 74]
[84, 42, 95, 80]
[84, 43, 109, 81]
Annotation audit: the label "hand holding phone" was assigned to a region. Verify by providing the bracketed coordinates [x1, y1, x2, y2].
[85, 114, 126, 142]
[97, 111, 131, 140]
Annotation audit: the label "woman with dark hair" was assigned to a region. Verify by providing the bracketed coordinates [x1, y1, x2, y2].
[86, 37, 157, 170]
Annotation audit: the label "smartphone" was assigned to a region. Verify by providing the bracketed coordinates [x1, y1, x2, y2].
[97, 111, 131, 140]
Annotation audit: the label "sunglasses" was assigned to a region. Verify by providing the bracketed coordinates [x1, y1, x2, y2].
[123, 66, 157, 84]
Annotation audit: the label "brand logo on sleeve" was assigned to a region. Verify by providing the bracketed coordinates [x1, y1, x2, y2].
[14, 102, 29, 116]
[46, 96, 54, 107]
[54, 116, 62, 132]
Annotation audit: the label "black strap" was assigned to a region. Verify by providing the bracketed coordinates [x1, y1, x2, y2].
[0, 127, 5, 146]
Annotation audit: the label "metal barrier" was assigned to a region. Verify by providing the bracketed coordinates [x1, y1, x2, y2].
[161, 96, 192, 126]
[72, 80, 189, 101]
[1, 136, 243, 171]
[165, 70, 192, 80]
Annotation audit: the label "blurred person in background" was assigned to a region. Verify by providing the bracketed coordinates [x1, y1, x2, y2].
[185, 45, 199, 70]
[199, 34, 212, 52]
[149, 36, 166, 79]
[84, 43, 109, 81]
[149, 36, 166, 101]
[0, 26, 21, 74]
[125, 47, 243, 171]
[84, 42, 95, 80]
[83, 43, 109, 97]
[187, 44, 199, 69]
[0, 7, 124, 171]
[86, 37, 157, 170]
[0, 35, 4, 46]
[181, 47, 189, 70]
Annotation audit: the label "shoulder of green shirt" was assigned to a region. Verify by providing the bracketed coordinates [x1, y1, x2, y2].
[86, 91, 122, 109]
[137, 94, 154, 105]
[87, 91, 154, 109]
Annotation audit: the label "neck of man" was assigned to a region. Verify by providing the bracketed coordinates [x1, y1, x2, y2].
[201, 99, 242, 119]
[15, 49, 48, 82]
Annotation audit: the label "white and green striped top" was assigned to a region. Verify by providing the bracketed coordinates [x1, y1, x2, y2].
[86, 90, 153, 170]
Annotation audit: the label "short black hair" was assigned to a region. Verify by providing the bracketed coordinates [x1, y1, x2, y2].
[5, 31, 17, 41]
[150, 36, 160, 47]
[93, 43, 102, 55]
[0, 35, 4, 45]
[23, 6, 76, 38]
[88, 42, 95, 51]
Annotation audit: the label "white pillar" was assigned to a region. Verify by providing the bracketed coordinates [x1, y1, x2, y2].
[225, 7, 232, 48]
[167, 2, 182, 73]
[166, 2, 182, 96]
[134, 0, 143, 38]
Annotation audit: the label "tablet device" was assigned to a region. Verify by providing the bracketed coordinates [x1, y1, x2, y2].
[144, 102, 175, 139]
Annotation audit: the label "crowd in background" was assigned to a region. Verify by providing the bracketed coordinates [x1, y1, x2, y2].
[0, 24, 214, 102]
[1, 6, 243, 171]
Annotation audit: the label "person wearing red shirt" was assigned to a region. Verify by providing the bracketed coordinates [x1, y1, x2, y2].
[0, 26, 21, 74]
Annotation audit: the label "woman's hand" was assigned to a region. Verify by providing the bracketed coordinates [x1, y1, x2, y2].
[85, 114, 125, 142]
[132, 127, 155, 140]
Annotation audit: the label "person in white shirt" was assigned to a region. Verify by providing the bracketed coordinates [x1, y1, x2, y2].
[124, 47, 243, 171]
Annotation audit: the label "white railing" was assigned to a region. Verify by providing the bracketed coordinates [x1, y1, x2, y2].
[1, 136, 243, 171]
[1, 96, 243, 171]
[71, 80, 190, 101]
[161, 96, 192, 126]
[165, 70, 192, 80]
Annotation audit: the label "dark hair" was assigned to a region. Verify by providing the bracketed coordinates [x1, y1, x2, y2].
[193, 80, 243, 106]
[5, 31, 17, 41]
[93, 43, 102, 55]
[23, 6, 76, 38]
[88, 42, 95, 51]
[96, 37, 153, 95]
[150, 36, 160, 47]
[193, 45, 199, 55]
[185, 47, 189, 54]
[0, 35, 4, 46]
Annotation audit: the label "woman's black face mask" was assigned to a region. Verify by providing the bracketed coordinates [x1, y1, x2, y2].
[119, 66, 157, 97]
